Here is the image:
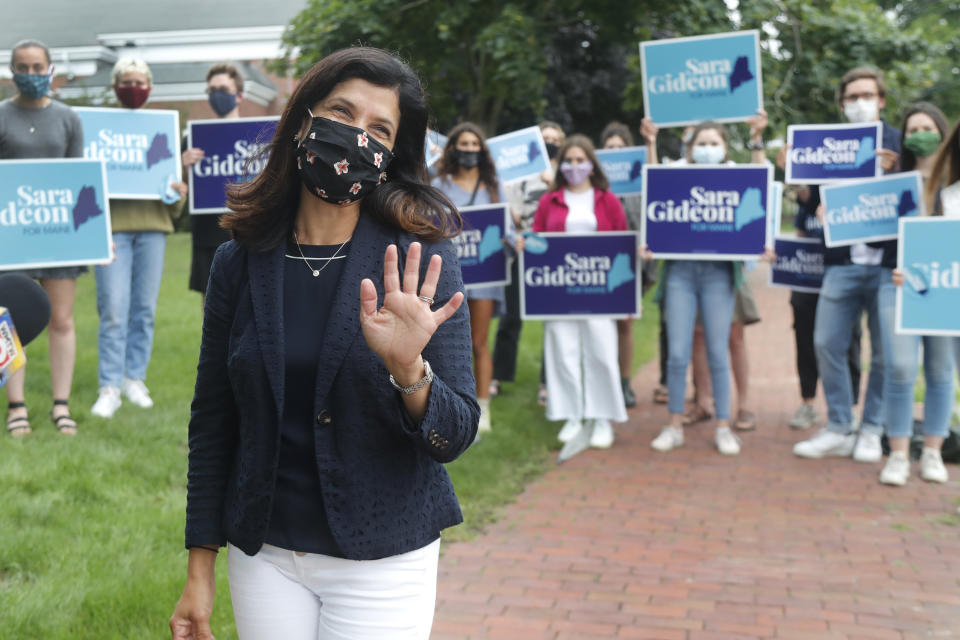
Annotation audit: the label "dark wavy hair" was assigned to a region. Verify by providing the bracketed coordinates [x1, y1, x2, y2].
[926, 117, 960, 215]
[551, 134, 610, 192]
[221, 47, 461, 250]
[898, 102, 949, 173]
[434, 122, 500, 203]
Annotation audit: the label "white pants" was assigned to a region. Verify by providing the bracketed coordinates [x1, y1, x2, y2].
[227, 539, 440, 640]
[544, 318, 627, 423]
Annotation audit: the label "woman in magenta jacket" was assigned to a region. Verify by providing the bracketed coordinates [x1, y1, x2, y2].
[532, 134, 628, 449]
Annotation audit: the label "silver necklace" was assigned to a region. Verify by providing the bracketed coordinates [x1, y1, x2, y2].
[293, 231, 350, 277]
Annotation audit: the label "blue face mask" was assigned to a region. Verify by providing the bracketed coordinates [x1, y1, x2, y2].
[208, 89, 237, 117]
[692, 144, 725, 165]
[13, 71, 51, 100]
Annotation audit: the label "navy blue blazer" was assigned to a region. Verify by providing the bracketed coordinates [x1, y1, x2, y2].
[184, 211, 480, 560]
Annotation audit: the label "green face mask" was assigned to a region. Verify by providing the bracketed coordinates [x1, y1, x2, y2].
[904, 130, 942, 157]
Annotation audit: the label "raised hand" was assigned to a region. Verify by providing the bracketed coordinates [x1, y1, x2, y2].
[360, 242, 464, 383]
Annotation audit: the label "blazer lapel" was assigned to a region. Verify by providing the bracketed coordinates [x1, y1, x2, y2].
[248, 244, 285, 421]
[313, 212, 391, 405]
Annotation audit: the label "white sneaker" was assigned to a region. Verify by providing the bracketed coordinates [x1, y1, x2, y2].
[121, 378, 154, 409]
[651, 425, 684, 452]
[715, 426, 741, 455]
[920, 448, 949, 483]
[477, 406, 491, 433]
[91, 386, 122, 418]
[793, 428, 855, 459]
[589, 419, 614, 449]
[788, 403, 818, 430]
[852, 431, 882, 463]
[879, 451, 910, 486]
[557, 419, 583, 443]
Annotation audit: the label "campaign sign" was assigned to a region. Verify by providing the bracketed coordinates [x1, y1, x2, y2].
[821, 171, 924, 247]
[519, 232, 639, 320]
[486, 126, 550, 184]
[640, 30, 763, 127]
[785, 123, 882, 184]
[454, 204, 510, 289]
[187, 117, 278, 214]
[896, 218, 960, 336]
[641, 164, 772, 260]
[425, 129, 448, 168]
[769, 237, 824, 293]
[595, 146, 647, 196]
[768, 181, 784, 238]
[0, 159, 112, 270]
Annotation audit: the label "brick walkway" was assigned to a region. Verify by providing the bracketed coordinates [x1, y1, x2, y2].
[433, 264, 960, 640]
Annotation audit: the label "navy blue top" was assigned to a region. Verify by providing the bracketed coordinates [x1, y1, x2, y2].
[264, 241, 351, 555]
[796, 119, 901, 266]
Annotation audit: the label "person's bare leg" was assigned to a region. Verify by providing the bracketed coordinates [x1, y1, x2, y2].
[729, 322, 753, 429]
[617, 317, 633, 380]
[41, 278, 78, 434]
[468, 299, 495, 400]
[5, 366, 28, 435]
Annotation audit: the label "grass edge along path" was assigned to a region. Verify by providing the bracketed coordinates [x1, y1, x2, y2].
[0, 232, 660, 639]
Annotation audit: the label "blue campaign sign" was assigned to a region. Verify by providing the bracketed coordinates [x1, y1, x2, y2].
[486, 126, 550, 184]
[519, 232, 640, 320]
[595, 146, 647, 196]
[0, 159, 112, 270]
[640, 30, 763, 127]
[821, 171, 924, 247]
[896, 218, 960, 336]
[769, 236, 824, 293]
[768, 181, 784, 238]
[455, 204, 510, 289]
[187, 117, 278, 214]
[425, 129, 447, 168]
[75, 107, 181, 200]
[785, 123, 882, 184]
[641, 164, 772, 260]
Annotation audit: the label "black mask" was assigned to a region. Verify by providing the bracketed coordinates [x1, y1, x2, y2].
[545, 142, 559, 160]
[296, 113, 394, 205]
[453, 149, 480, 169]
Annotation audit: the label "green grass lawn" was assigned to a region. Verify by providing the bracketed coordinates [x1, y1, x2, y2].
[0, 232, 659, 639]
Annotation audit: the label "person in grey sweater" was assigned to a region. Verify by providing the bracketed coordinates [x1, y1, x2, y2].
[1, 39, 84, 437]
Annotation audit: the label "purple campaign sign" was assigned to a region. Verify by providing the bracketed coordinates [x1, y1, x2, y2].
[520, 232, 639, 320]
[454, 204, 509, 288]
[769, 236, 824, 293]
[785, 123, 882, 185]
[641, 164, 771, 260]
[187, 117, 278, 214]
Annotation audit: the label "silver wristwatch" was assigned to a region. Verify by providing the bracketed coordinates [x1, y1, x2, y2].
[389, 359, 434, 395]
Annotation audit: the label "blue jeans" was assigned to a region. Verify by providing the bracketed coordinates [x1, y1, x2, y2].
[813, 264, 884, 435]
[94, 232, 167, 387]
[665, 261, 734, 419]
[877, 281, 955, 438]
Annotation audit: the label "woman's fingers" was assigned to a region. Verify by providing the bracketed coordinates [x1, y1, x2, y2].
[382, 244, 400, 294]
[418, 254, 442, 302]
[432, 291, 464, 325]
[359, 278, 379, 318]
[403, 242, 422, 294]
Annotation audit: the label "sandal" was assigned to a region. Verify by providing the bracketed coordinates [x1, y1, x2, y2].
[489, 379, 501, 398]
[681, 404, 713, 426]
[734, 409, 757, 431]
[537, 383, 548, 407]
[51, 400, 77, 436]
[6, 401, 31, 436]
[652, 385, 669, 404]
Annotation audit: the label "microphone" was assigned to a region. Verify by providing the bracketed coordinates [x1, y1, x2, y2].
[0, 273, 52, 387]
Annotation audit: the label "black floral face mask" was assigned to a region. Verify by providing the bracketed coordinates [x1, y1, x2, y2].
[296, 111, 394, 205]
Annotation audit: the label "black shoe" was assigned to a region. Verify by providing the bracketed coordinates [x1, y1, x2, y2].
[621, 379, 636, 408]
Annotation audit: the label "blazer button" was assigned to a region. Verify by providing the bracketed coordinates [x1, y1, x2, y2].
[316, 410, 332, 425]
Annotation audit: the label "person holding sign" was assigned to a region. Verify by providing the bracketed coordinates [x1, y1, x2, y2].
[600, 120, 659, 409]
[169, 47, 478, 640]
[1, 39, 84, 436]
[532, 135, 628, 449]
[647, 115, 769, 456]
[792, 67, 901, 463]
[90, 58, 188, 419]
[182, 64, 245, 308]
[432, 123, 519, 434]
[874, 103, 953, 486]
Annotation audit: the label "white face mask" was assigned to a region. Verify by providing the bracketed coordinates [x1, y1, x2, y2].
[843, 99, 879, 123]
[691, 144, 725, 165]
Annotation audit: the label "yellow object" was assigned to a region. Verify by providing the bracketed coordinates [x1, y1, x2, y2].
[0, 306, 26, 387]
